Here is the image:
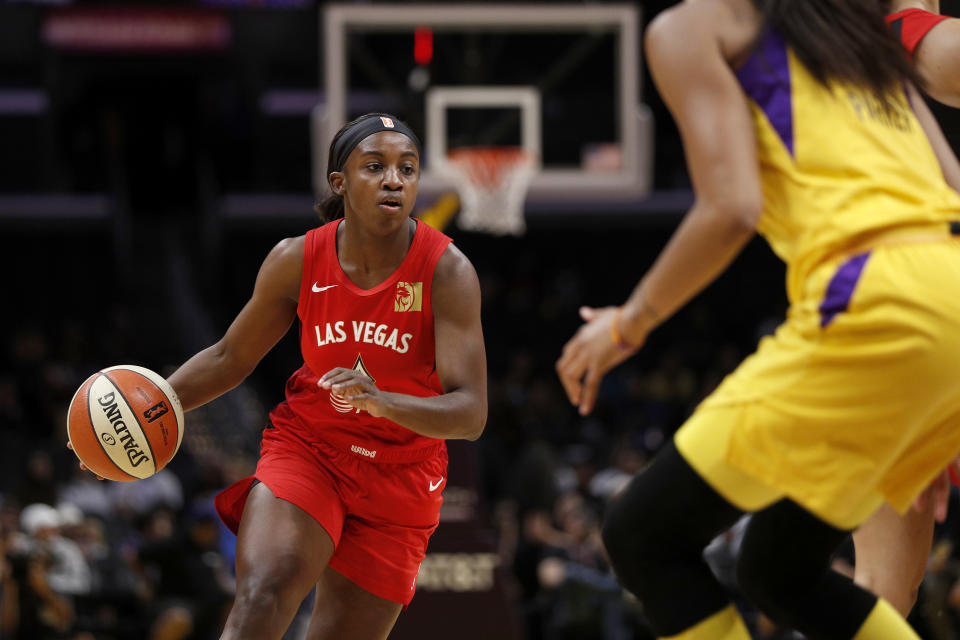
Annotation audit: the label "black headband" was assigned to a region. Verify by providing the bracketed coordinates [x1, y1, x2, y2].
[330, 115, 422, 174]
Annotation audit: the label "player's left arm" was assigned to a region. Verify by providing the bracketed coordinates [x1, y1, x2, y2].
[556, 2, 762, 415]
[320, 244, 488, 440]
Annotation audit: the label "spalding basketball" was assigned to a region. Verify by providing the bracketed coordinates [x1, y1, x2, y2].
[67, 365, 184, 482]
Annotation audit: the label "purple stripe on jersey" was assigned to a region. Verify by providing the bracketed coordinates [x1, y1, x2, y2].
[736, 28, 794, 155]
[819, 252, 871, 328]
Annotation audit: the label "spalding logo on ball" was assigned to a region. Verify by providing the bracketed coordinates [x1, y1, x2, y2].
[67, 365, 184, 482]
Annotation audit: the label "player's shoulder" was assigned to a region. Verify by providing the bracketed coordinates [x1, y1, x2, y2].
[259, 235, 305, 300]
[434, 242, 477, 287]
[647, 0, 757, 37]
[431, 242, 480, 319]
[270, 234, 306, 264]
[646, 0, 760, 66]
[430, 243, 480, 317]
[416, 217, 453, 246]
[275, 234, 306, 251]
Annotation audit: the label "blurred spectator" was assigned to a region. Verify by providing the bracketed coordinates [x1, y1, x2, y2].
[134, 500, 233, 640]
[19, 504, 91, 598]
[58, 470, 113, 523]
[536, 492, 634, 640]
[109, 469, 184, 521]
[511, 442, 566, 639]
[588, 437, 647, 505]
[4, 507, 76, 640]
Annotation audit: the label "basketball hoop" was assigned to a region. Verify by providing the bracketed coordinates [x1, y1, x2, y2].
[435, 147, 537, 236]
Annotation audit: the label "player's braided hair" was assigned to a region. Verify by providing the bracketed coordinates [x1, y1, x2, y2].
[752, 0, 924, 108]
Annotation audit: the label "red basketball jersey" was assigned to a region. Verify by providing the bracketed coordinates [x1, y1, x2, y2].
[887, 8, 950, 59]
[269, 218, 453, 462]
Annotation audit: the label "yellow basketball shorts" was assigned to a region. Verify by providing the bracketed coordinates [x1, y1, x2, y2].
[676, 239, 960, 529]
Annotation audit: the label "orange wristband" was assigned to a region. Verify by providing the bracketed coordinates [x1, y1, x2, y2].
[610, 308, 637, 352]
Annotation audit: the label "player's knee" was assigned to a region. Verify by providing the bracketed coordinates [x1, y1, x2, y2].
[232, 582, 283, 622]
[601, 499, 647, 570]
[234, 551, 312, 615]
[602, 506, 673, 595]
[736, 540, 805, 612]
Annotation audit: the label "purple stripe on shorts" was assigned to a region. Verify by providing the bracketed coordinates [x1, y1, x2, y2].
[736, 27, 794, 155]
[819, 252, 871, 328]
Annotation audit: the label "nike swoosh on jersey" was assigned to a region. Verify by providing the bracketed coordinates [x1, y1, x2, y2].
[312, 283, 338, 293]
[429, 477, 444, 492]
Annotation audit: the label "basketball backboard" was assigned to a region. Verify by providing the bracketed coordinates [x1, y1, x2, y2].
[314, 3, 653, 210]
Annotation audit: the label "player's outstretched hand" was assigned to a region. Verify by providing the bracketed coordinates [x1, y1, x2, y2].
[556, 306, 640, 416]
[319, 367, 385, 417]
[66, 441, 104, 481]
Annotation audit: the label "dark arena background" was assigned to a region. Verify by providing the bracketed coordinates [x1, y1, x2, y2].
[3, 2, 960, 639]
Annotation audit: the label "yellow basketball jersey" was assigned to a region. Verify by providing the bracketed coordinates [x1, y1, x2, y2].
[737, 28, 960, 302]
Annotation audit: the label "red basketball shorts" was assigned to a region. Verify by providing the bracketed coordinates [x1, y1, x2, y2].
[215, 423, 447, 605]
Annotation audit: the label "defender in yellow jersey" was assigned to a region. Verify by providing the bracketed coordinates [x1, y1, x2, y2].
[678, 22, 960, 528]
[556, 0, 960, 639]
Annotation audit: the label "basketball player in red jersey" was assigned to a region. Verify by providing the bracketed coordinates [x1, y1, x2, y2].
[850, 2, 960, 616]
[155, 113, 483, 639]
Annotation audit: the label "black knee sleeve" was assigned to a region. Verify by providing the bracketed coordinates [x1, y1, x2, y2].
[601, 442, 743, 636]
[737, 500, 877, 640]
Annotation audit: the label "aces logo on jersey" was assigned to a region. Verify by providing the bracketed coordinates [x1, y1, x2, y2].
[395, 281, 422, 312]
[330, 355, 376, 413]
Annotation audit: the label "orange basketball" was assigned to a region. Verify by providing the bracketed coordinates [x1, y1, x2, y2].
[67, 365, 184, 482]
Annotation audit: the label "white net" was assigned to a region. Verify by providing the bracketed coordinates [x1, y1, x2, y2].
[435, 147, 536, 236]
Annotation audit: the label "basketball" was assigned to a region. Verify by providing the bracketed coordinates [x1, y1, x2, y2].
[67, 365, 184, 482]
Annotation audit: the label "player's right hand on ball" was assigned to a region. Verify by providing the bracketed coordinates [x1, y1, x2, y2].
[66, 441, 104, 481]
